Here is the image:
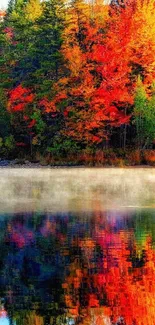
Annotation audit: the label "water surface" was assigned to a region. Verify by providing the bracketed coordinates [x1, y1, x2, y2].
[0, 168, 155, 325]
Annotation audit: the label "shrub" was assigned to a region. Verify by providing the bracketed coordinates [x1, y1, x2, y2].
[127, 150, 142, 165]
[143, 150, 155, 165]
[94, 150, 106, 165]
[5, 135, 15, 151]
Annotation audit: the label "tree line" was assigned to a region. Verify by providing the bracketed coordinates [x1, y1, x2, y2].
[0, 0, 155, 164]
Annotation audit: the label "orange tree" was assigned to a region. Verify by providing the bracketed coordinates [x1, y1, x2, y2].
[47, 0, 133, 147]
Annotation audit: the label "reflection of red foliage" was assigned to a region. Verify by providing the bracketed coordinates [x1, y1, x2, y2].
[7, 224, 34, 248]
[40, 218, 56, 237]
[61, 219, 155, 325]
[93, 231, 155, 325]
[0, 308, 7, 318]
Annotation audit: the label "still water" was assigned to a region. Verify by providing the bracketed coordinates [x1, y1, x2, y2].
[0, 168, 155, 325]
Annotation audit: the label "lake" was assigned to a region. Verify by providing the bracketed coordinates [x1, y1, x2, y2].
[0, 168, 155, 325]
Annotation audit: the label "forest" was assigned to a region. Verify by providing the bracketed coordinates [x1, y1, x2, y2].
[0, 0, 155, 166]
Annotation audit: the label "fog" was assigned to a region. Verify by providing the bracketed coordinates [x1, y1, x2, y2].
[0, 167, 154, 213]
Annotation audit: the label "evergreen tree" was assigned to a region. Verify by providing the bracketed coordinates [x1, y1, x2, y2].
[6, 0, 15, 16]
[134, 76, 147, 148]
[24, 0, 66, 96]
[133, 77, 155, 148]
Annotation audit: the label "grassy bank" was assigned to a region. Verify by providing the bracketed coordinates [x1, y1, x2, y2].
[1, 149, 155, 167]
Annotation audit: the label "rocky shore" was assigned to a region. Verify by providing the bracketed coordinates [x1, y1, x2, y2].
[0, 158, 154, 168]
[0, 159, 48, 168]
[0, 159, 84, 168]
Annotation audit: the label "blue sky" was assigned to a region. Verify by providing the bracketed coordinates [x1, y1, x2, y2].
[0, 0, 9, 9]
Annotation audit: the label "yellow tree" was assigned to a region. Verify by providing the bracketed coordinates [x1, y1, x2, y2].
[24, 0, 43, 22]
[129, 0, 155, 88]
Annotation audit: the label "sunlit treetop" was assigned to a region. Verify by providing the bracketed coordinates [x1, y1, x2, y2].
[24, 0, 43, 21]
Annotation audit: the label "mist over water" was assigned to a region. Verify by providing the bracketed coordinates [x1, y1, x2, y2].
[0, 168, 155, 213]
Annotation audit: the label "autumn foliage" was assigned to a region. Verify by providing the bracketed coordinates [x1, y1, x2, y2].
[8, 84, 34, 112]
[1, 0, 155, 155]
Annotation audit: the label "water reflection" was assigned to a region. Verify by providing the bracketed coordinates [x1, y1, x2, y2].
[0, 210, 155, 324]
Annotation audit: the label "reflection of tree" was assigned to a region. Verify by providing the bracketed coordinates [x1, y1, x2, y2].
[0, 210, 154, 324]
[133, 210, 155, 247]
[61, 211, 155, 325]
[0, 213, 69, 323]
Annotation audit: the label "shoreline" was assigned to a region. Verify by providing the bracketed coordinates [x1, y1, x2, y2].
[0, 160, 154, 168]
[0, 149, 155, 168]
